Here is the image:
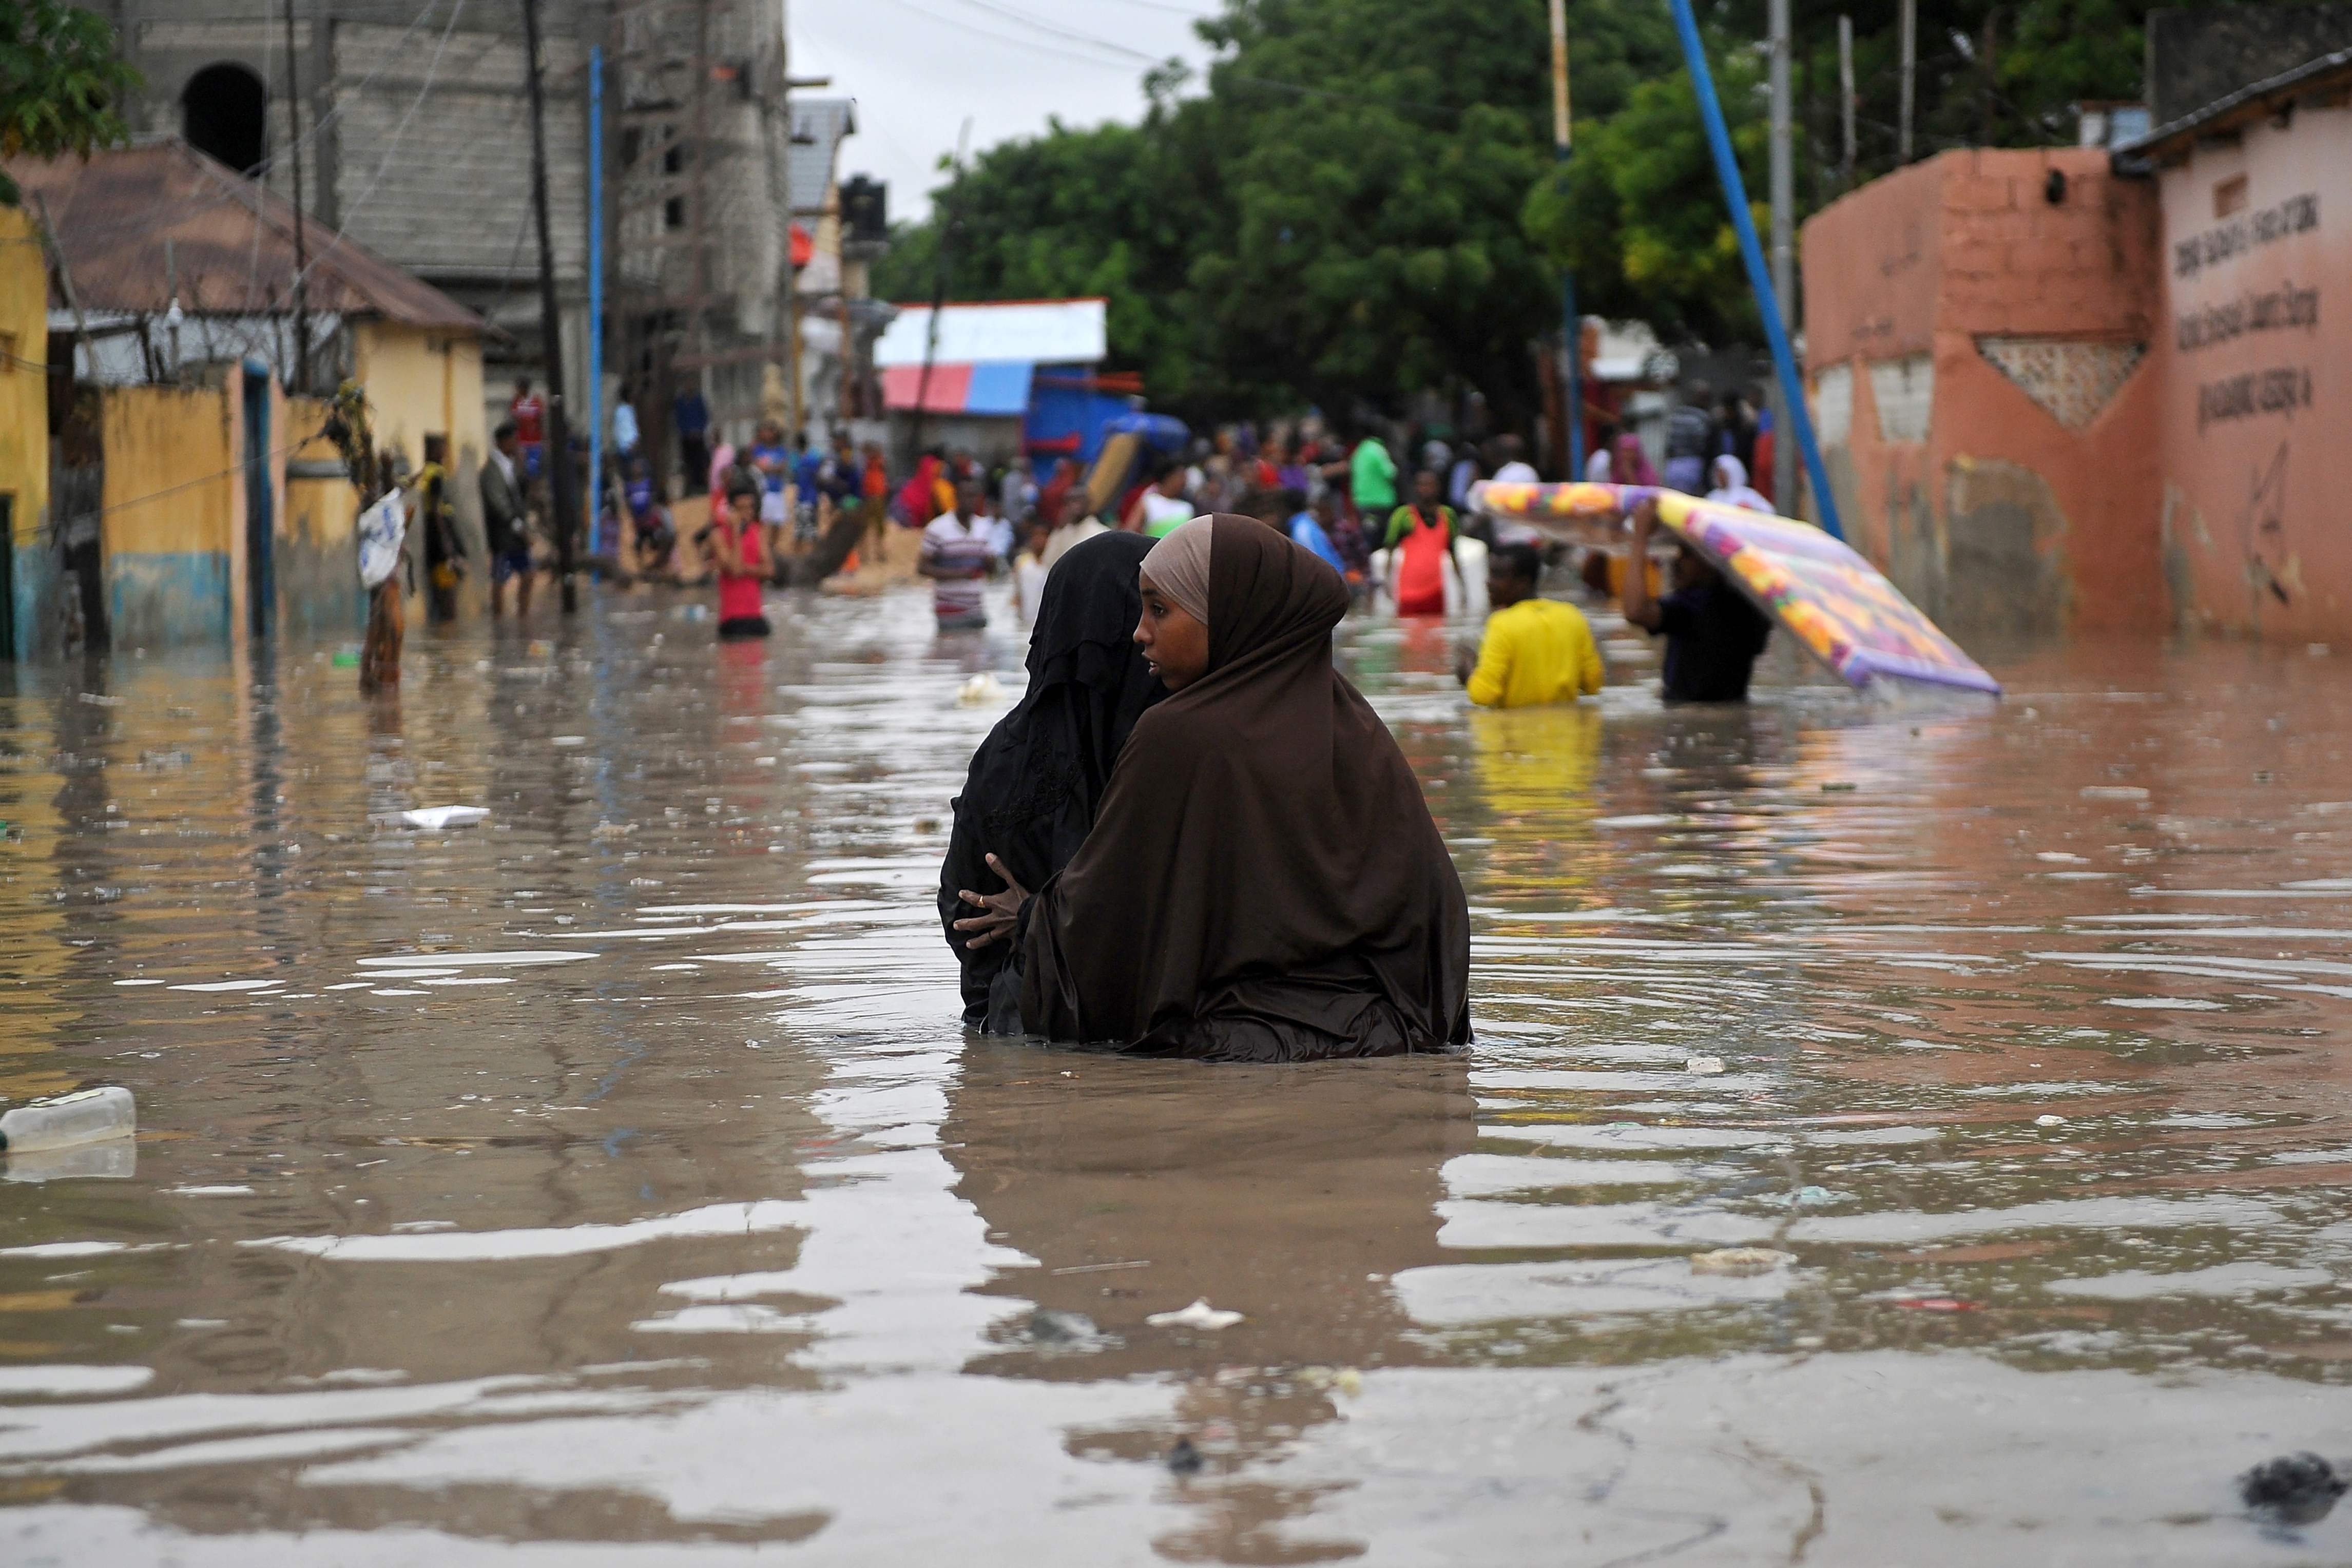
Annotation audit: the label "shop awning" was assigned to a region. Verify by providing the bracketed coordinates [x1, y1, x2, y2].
[880, 360, 1034, 416]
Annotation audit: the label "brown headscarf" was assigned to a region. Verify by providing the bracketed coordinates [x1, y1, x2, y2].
[1140, 517, 1213, 625]
[1018, 514, 1471, 1060]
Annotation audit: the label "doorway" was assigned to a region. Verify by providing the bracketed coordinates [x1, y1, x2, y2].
[243, 363, 274, 636]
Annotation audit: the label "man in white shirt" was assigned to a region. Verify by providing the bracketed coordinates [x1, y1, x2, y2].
[920, 476, 995, 630]
[1490, 433, 1539, 486]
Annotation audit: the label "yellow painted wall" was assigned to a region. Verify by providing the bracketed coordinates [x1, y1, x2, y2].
[98, 374, 243, 646]
[283, 395, 358, 551]
[0, 206, 48, 550]
[100, 382, 236, 557]
[353, 320, 486, 498]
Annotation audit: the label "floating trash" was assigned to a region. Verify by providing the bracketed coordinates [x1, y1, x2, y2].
[2240, 1453, 2346, 1526]
[399, 806, 489, 830]
[1690, 1248, 1794, 1276]
[0, 1087, 136, 1154]
[1684, 1055, 1727, 1076]
[1146, 1299, 1244, 1331]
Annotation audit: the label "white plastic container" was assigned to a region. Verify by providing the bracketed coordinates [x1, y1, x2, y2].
[0, 1087, 137, 1154]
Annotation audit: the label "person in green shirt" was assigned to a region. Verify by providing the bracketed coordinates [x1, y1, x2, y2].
[1349, 433, 1397, 519]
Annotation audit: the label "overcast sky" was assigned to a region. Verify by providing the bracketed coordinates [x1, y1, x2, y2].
[790, 0, 1222, 226]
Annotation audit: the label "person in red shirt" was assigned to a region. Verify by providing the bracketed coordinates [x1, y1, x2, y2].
[509, 377, 546, 479]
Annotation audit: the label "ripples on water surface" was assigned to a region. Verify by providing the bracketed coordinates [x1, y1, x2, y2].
[0, 585, 2346, 1564]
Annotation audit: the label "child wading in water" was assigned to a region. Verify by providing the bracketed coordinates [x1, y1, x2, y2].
[709, 472, 773, 638]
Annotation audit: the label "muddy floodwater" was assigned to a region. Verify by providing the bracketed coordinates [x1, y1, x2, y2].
[0, 580, 2346, 1565]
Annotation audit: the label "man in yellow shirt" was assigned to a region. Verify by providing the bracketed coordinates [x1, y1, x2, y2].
[1458, 543, 1604, 707]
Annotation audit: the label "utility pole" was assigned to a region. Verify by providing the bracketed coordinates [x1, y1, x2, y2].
[587, 40, 604, 557]
[1899, 0, 1916, 163]
[522, 0, 579, 613]
[282, 0, 309, 393]
[1768, 0, 1797, 510]
[781, 0, 800, 442]
[1979, 10, 1998, 146]
[1838, 14, 1856, 187]
[1547, 0, 1582, 478]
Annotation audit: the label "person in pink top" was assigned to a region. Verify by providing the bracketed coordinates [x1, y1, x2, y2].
[708, 471, 773, 638]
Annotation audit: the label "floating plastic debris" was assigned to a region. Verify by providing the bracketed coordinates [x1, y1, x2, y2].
[1690, 1248, 1794, 1276]
[0, 1087, 136, 1154]
[957, 673, 1005, 707]
[2241, 1453, 2346, 1526]
[1684, 1056, 1727, 1075]
[399, 806, 488, 830]
[2036, 1114, 2068, 1127]
[1146, 1299, 1244, 1330]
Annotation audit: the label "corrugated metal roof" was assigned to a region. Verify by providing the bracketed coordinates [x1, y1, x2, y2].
[8, 139, 486, 332]
[2117, 47, 2352, 158]
[873, 299, 1108, 368]
[789, 98, 855, 215]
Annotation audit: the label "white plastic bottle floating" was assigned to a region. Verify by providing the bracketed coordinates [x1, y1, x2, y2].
[4, 1137, 136, 1184]
[0, 1087, 137, 1154]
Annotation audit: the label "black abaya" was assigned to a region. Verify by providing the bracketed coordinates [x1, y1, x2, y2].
[937, 531, 1162, 1029]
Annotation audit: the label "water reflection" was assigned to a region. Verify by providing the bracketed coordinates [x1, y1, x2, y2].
[0, 591, 2344, 1561]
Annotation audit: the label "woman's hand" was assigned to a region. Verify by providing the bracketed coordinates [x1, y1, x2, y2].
[953, 854, 1031, 949]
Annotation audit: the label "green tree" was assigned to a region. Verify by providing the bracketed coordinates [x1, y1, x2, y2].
[879, 0, 2316, 424]
[879, 0, 1685, 427]
[1521, 56, 1769, 346]
[0, 0, 141, 205]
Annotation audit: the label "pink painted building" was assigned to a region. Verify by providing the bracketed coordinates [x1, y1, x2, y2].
[1799, 20, 2352, 642]
[1801, 148, 2166, 636]
[2135, 44, 2352, 638]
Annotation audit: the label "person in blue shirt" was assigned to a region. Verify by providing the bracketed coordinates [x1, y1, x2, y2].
[790, 431, 825, 546]
[1288, 488, 1347, 576]
[673, 387, 711, 494]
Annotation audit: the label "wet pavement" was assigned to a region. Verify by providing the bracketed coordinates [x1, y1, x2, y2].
[0, 580, 2347, 1564]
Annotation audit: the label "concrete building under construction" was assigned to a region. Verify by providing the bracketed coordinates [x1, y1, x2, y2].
[93, 0, 875, 480]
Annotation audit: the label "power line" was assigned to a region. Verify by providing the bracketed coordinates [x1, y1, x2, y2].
[941, 0, 1164, 63]
[866, 0, 1150, 72]
[48, 420, 339, 534]
[276, 0, 472, 306]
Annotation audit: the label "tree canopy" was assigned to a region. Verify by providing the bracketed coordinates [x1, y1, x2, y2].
[0, 0, 140, 205]
[875, 0, 2304, 425]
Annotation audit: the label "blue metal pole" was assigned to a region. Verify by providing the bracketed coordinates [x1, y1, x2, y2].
[587, 45, 605, 557]
[1666, 0, 1844, 540]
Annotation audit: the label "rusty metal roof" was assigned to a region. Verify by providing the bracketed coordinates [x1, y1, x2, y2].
[8, 139, 486, 333]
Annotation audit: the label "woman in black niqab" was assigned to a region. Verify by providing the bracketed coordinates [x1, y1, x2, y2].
[938, 530, 1162, 1031]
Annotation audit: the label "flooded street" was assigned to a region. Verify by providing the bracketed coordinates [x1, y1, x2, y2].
[0, 580, 2347, 1564]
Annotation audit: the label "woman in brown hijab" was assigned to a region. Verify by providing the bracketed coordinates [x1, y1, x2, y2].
[957, 514, 1471, 1061]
